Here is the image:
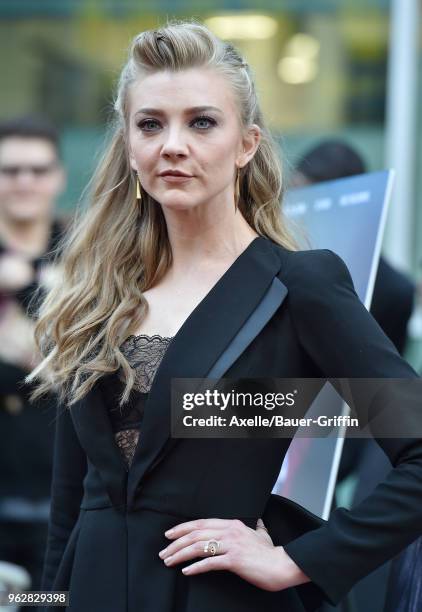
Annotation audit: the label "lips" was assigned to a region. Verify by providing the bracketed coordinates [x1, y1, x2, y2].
[159, 174, 193, 183]
[159, 170, 192, 177]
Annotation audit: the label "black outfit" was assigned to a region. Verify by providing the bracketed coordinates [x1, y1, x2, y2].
[371, 256, 415, 356]
[371, 256, 420, 612]
[334, 255, 416, 612]
[384, 536, 422, 612]
[0, 220, 65, 319]
[0, 220, 64, 590]
[336, 255, 415, 487]
[40, 237, 422, 612]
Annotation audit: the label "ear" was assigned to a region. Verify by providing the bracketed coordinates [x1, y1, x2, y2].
[128, 143, 138, 172]
[237, 124, 261, 168]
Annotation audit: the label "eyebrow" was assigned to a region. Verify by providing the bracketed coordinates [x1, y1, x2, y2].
[134, 105, 223, 117]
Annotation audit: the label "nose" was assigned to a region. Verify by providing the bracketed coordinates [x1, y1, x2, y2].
[160, 126, 189, 159]
[15, 171, 36, 188]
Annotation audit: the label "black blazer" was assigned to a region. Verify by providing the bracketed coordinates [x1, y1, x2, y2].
[371, 256, 415, 355]
[41, 236, 422, 612]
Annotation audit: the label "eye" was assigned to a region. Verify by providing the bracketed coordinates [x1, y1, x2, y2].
[136, 115, 217, 132]
[137, 119, 160, 131]
[191, 115, 217, 130]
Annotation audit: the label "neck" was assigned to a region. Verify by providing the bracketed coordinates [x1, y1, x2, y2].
[164, 214, 259, 277]
[0, 215, 52, 258]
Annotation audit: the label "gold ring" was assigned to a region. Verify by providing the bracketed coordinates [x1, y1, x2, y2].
[203, 539, 220, 556]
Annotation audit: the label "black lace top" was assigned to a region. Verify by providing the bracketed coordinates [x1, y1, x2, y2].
[100, 334, 173, 470]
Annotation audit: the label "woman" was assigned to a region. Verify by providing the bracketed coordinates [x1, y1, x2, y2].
[26, 21, 422, 612]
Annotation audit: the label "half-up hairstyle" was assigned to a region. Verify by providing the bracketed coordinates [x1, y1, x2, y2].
[26, 18, 296, 408]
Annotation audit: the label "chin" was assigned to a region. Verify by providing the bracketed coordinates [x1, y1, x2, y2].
[7, 205, 44, 220]
[157, 195, 198, 211]
[9, 205, 39, 219]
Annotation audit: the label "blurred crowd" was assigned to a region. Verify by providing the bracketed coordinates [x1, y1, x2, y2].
[0, 115, 69, 597]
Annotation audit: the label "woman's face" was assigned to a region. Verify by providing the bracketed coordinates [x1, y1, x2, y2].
[127, 67, 260, 212]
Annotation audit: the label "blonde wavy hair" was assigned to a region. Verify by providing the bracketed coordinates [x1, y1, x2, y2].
[26, 18, 297, 408]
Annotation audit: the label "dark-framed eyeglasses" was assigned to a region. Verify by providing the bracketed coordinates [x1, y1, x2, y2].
[0, 162, 59, 178]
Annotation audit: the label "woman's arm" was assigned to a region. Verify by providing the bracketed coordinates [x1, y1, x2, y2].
[41, 402, 87, 591]
[282, 249, 422, 606]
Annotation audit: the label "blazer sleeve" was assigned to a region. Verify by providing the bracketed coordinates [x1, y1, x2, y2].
[281, 249, 422, 606]
[40, 402, 87, 591]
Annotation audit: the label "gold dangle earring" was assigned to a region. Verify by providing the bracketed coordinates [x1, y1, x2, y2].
[136, 175, 142, 202]
[234, 166, 240, 212]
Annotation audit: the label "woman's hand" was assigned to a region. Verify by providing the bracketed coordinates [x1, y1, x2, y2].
[159, 517, 310, 592]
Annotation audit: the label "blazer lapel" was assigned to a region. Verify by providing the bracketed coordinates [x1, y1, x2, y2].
[127, 236, 288, 508]
[206, 276, 288, 378]
[71, 385, 128, 509]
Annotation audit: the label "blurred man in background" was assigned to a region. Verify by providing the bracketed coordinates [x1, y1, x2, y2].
[0, 115, 67, 591]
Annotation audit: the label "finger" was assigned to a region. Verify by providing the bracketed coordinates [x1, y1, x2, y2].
[165, 518, 234, 539]
[256, 519, 273, 543]
[160, 529, 225, 559]
[256, 518, 268, 531]
[182, 554, 229, 575]
[163, 539, 224, 567]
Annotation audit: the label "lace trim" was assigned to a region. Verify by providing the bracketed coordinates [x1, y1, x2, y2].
[113, 333, 173, 468]
[118, 333, 173, 393]
[114, 429, 140, 470]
